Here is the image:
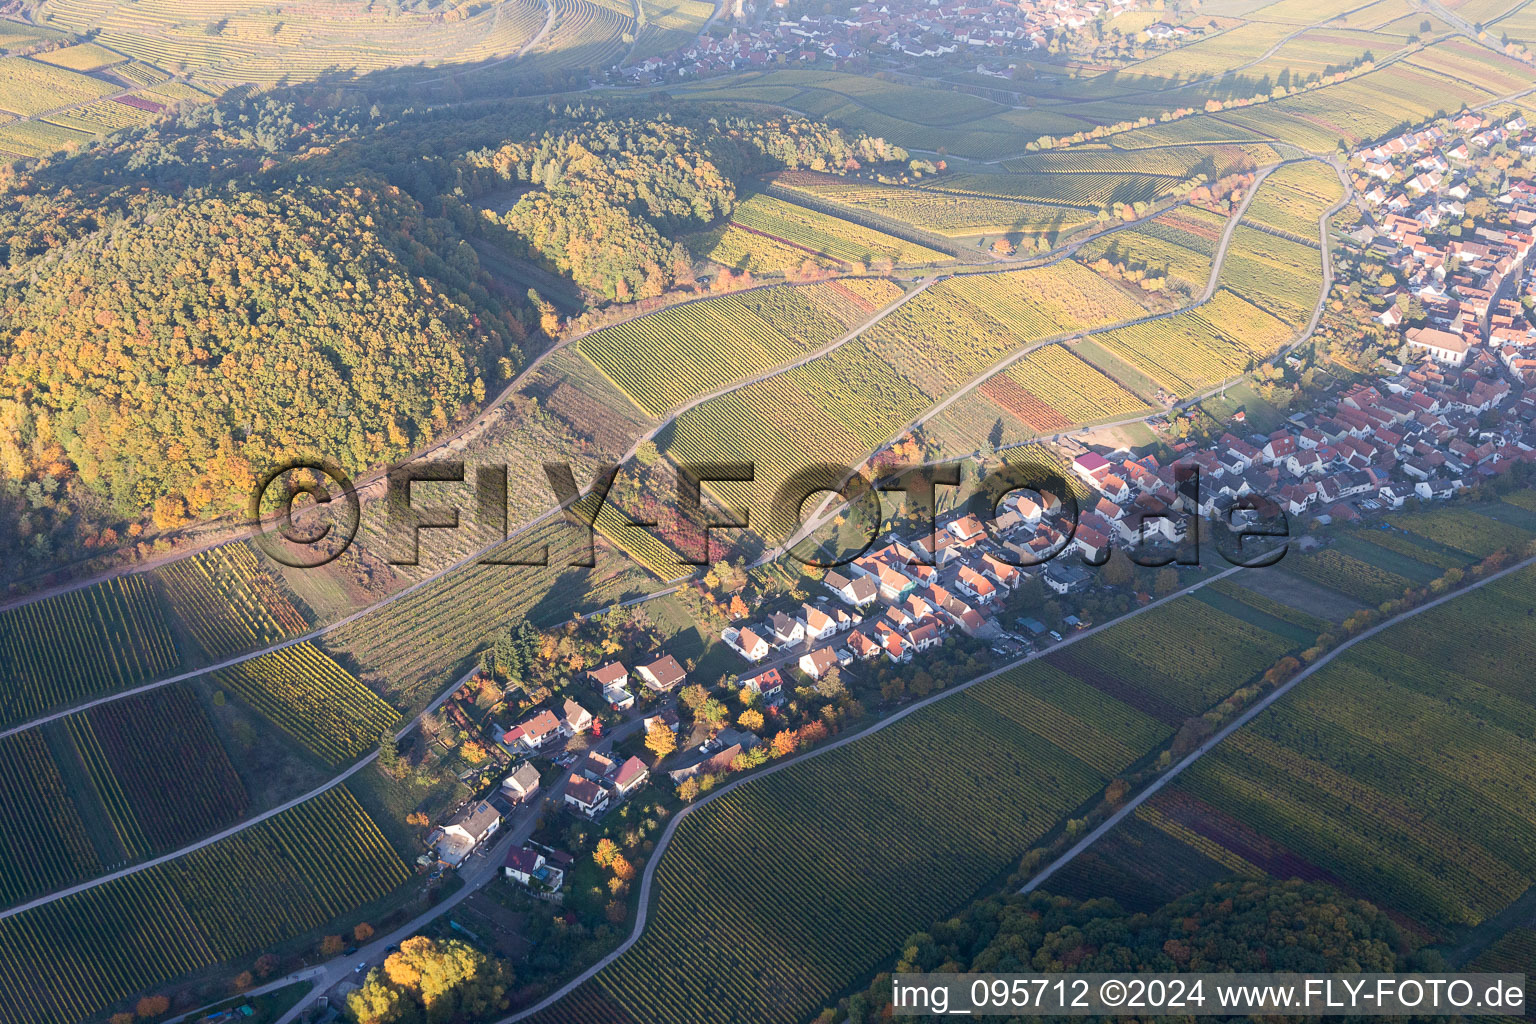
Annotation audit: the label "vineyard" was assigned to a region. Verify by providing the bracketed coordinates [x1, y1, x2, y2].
[1151, 568, 1536, 935]
[867, 262, 1146, 396]
[1219, 226, 1323, 327]
[1392, 507, 1536, 559]
[0, 575, 180, 730]
[43, 96, 152, 133]
[210, 642, 399, 766]
[1242, 160, 1341, 239]
[924, 170, 1184, 211]
[985, 344, 1150, 430]
[576, 284, 864, 416]
[158, 543, 310, 658]
[722, 193, 944, 266]
[0, 787, 409, 1024]
[1076, 205, 1225, 291]
[1047, 596, 1297, 724]
[697, 224, 838, 276]
[32, 42, 125, 72]
[75, 685, 249, 854]
[534, 655, 1171, 1024]
[0, 55, 116, 115]
[1284, 548, 1416, 606]
[769, 171, 1095, 238]
[653, 338, 929, 545]
[0, 729, 100, 908]
[1085, 290, 1294, 397]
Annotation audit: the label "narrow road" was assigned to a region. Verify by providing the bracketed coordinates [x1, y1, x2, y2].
[496, 563, 1246, 1023]
[1021, 552, 1536, 894]
[0, 153, 1347, 919]
[770, 155, 1317, 561]
[259, 712, 653, 1024]
[0, 587, 672, 919]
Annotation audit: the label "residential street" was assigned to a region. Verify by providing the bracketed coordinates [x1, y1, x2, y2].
[255, 712, 653, 1024]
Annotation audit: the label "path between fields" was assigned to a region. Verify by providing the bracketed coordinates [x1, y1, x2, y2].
[0, 154, 1347, 924]
[494, 562, 1247, 1023]
[769, 153, 1343, 563]
[0, 148, 1350, 931]
[1020, 551, 1536, 894]
[0, 587, 673, 921]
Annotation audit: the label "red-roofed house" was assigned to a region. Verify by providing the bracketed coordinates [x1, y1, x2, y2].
[614, 756, 649, 796]
[564, 777, 610, 818]
[637, 654, 687, 692]
[1073, 451, 1111, 483]
[956, 565, 997, 604]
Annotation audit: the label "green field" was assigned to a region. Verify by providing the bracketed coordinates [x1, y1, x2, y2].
[210, 642, 399, 766]
[0, 576, 181, 730]
[576, 284, 866, 416]
[0, 729, 100, 907]
[529, 594, 1302, 1024]
[0, 787, 408, 1024]
[158, 543, 311, 659]
[1146, 566, 1536, 935]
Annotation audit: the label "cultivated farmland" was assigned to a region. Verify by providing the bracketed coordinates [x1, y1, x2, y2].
[576, 284, 869, 416]
[73, 684, 249, 855]
[0, 787, 408, 1024]
[1086, 290, 1295, 397]
[1138, 566, 1536, 935]
[157, 543, 310, 659]
[0, 729, 100, 908]
[0, 575, 180, 729]
[210, 642, 399, 766]
[0, 55, 116, 115]
[723, 193, 944, 266]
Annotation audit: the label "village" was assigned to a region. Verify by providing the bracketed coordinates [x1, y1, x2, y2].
[616, 0, 1168, 84]
[401, 106, 1536, 983]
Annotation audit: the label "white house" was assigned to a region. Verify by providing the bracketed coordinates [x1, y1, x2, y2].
[501, 762, 541, 805]
[564, 777, 611, 818]
[799, 646, 839, 680]
[722, 626, 770, 661]
[439, 801, 501, 866]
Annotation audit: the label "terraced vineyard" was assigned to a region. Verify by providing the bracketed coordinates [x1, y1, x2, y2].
[722, 193, 944, 266]
[0, 576, 180, 730]
[0, 729, 100, 908]
[157, 543, 310, 658]
[1086, 290, 1296, 397]
[210, 642, 399, 766]
[769, 171, 1096, 239]
[72, 685, 248, 855]
[534, 658, 1172, 1024]
[576, 284, 868, 416]
[0, 55, 116, 115]
[0, 787, 408, 1024]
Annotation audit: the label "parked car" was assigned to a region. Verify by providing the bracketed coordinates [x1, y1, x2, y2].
[1049, 630, 1063, 642]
